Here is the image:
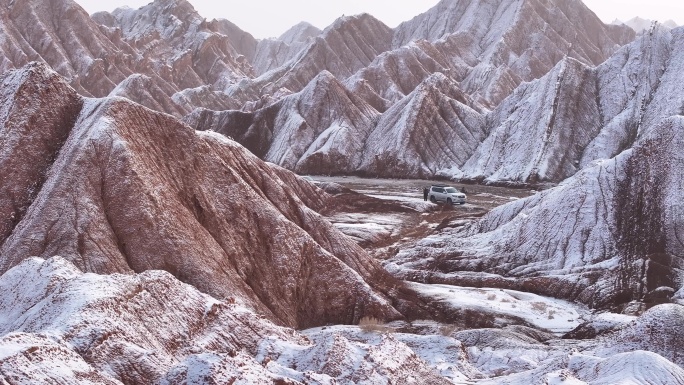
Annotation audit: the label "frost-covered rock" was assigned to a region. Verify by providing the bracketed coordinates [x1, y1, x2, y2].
[0, 0, 136, 97]
[390, 116, 684, 310]
[357, 73, 486, 178]
[0, 333, 123, 385]
[460, 25, 684, 183]
[343, 37, 478, 112]
[191, 71, 487, 179]
[188, 70, 382, 174]
[0, 62, 407, 329]
[195, 0, 638, 180]
[0, 256, 299, 384]
[461, 57, 601, 183]
[580, 24, 677, 167]
[0, 0, 259, 117]
[94, 0, 256, 91]
[259, 326, 476, 384]
[252, 22, 322, 75]
[227, 13, 393, 102]
[599, 304, 684, 367]
[393, 0, 634, 107]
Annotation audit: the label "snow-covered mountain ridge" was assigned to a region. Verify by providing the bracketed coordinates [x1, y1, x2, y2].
[388, 114, 684, 311]
[195, 22, 684, 185]
[0, 0, 640, 182]
[0, 62, 413, 330]
[0, 0, 683, 379]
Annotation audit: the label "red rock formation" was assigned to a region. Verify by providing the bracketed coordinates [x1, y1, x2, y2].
[0, 62, 405, 329]
[93, 0, 255, 91]
[0, 0, 136, 96]
[392, 0, 635, 107]
[228, 13, 394, 102]
[188, 71, 381, 175]
[389, 115, 684, 311]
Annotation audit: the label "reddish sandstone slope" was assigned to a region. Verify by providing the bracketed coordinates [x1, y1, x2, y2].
[0, 62, 404, 328]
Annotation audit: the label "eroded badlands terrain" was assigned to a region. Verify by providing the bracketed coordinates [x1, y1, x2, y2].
[1, 0, 683, 383]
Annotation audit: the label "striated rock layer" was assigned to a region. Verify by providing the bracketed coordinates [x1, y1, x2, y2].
[191, 0, 637, 181]
[0, 0, 641, 183]
[388, 115, 684, 310]
[0, 257, 469, 384]
[0, 62, 414, 329]
[392, 0, 634, 107]
[187, 70, 381, 175]
[227, 13, 394, 102]
[0, 0, 259, 117]
[0, 257, 298, 384]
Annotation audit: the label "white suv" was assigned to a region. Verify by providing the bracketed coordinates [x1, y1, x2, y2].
[429, 185, 466, 205]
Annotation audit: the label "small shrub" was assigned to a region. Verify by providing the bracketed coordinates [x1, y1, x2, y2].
[439, 324, 458, 336]
[531, 302, 548, 312]
[358, 316, 391, 333]
[547, 309, 557, 320]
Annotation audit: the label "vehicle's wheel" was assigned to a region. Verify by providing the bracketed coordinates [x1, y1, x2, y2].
[430, 196, 436, 203]
[447, 198, 452, 205]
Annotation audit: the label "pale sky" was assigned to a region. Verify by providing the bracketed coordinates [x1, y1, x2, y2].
[77, 0, 683, 39]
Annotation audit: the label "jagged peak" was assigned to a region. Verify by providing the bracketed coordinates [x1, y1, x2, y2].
[0, 62, 71, 98]
[388, 71, 475, 118]
[413, 72, 467, 99]
[293, 70, 353, 102]
[3, 61, 58, 80]
[110, 0, 197, 16]
[278, 21, 322, 45]
[110, 0, 203, 33]
[323, 12, 390, 36]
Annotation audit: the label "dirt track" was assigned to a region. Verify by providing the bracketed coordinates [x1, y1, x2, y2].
[316, 176, 537, 259]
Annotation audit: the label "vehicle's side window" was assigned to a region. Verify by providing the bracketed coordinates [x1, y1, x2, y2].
[435, 188, 444, 193]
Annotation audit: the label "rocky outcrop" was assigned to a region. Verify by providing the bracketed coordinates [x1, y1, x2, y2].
[228, 13, 394, 101]
[581, 24, 680, 166]
[188, 70, 382, 175]
[0, 257, 475, 384]
[388, 116, 684, 310]
[0, 333, 124, 385]
[0, 62, 83, 244]
[392, 0, 635, 107]
[0, 0, 261, 117]
[358, 73, 486, 178]
[601, 305, 684, 366]
[190, 0, 639, 181]
[252, 22, 322, 75]
[0, 0, 641, 182]
[260, 327, 463, 384]
[0, 63, 407, 329]
[190, 72, 489, 179]
[456, 24, 682, 184]
[0, 257, 299, 384]
[108, 73, 191, 116]
[460, 57, 601, 183]
[93, 0, 255, 91]
[0, 0, 136, 97]
[344, 36, 479, 112]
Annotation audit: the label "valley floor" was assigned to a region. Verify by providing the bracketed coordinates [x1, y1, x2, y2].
[299, 177, 684, 384]
[316, 176, 535, 259]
